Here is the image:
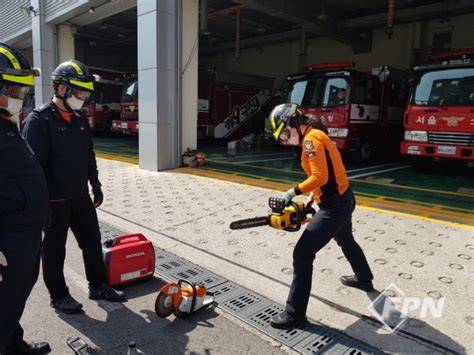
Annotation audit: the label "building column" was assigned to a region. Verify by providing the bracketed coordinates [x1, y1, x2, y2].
[31, 0, 55, 106]
[181, 0, 199, 152]
[57, 24, 76, 64]
[137, 0, 180, 171]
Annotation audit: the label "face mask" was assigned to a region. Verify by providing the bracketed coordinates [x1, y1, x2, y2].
[0, 97, 23, 127]
[66, 95, 85, 111]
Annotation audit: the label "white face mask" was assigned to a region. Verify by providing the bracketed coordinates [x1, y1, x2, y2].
[0, 97, 23, 127]
[66, 95, 85, 111]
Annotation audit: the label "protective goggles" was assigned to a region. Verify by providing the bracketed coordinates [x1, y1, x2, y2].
[0, 83, 30, 99]
[0, 68, 40, 86]
[71, 87, 92, 101]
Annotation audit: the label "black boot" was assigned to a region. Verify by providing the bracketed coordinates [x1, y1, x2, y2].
[270, 311, 307, 329]
[89, 283, 125, 302]
[340, 275, 374, 292]
[4, 340, 51, 354]
[51, 294, 83, 314]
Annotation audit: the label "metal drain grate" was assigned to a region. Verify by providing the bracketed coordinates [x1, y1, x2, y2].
[169, 267, 227, 289]
[99, 221, 383, 354]
[220, 291, 264, 314]
[208, 282, 242, 302]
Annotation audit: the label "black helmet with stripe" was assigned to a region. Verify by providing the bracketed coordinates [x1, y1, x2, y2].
[52, 60, 99, 92]
[0, 42, 39, 86]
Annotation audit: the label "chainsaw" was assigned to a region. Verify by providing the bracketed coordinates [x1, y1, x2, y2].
[230, 197, 316, 232]
[155, 279, 215, 318]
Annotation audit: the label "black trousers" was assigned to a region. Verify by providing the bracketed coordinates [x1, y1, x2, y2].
[285, 188, 373, 316]
[0, 229, 41, 353]
[43, 196, 106, 300]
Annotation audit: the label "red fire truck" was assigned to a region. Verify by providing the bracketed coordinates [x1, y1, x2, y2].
[85, 67, 123, 135]
[112, 70, 273, 138]
[400, 49, 474, 167]
[112, 74, 138, 135]
[285, 62, 409, 163]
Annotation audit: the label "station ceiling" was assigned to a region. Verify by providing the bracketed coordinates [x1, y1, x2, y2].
[72, 0, 474, 54]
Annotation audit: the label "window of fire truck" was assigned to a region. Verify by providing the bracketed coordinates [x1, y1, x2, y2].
[122, 80, 138, 102]
[287, 77, 350, 107]
[411, 68, 474, 107]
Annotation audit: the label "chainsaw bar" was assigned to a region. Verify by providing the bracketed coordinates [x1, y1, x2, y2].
[230, 216, 269, 230]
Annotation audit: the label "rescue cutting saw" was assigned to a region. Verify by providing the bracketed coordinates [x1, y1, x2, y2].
[155, 279, 214, 318]
[230, 197, 316, 232]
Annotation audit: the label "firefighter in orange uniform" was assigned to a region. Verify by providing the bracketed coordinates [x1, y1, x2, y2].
[268, 104, 374, 329]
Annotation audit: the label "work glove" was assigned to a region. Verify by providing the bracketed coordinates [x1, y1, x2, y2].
[92, 184, 104, 208]
[0, 251, 7, 283]
[282, 188, 297, 206]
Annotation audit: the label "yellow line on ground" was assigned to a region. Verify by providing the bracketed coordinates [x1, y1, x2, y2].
[96, 151, 138, 166]
[356, 196, 473, 222]
[352, 178, 474, 198]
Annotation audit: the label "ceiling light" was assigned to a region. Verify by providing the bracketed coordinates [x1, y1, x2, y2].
[89, 7, 95, 13]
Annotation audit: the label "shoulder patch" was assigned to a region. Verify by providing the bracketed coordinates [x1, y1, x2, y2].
[307, 151, 316, 158]
[304, 140, 314, 151]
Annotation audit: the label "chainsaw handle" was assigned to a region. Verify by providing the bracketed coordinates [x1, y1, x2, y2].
[114, 233, 148, 245]
[178, 279, 197, 315]
[284, 201, 302, 232]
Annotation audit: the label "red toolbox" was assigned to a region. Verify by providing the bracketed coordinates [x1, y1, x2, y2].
[103, 234, 155, 286]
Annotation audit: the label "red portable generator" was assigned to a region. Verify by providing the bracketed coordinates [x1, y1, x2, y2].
[103, 234, 155, 287]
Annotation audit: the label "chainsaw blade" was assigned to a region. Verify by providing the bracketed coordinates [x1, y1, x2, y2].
[230, 216, 269, 230]
[155, 291, 175, 318]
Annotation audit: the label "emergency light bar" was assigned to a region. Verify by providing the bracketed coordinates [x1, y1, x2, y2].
[430, 48, 474, 61]
[306, 62, 355, 71]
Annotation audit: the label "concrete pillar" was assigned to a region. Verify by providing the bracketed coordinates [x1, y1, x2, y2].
[57, 24, 76, 64]
[181, 0, 199, 152]
[137, 0, 180, 171]
[31, 0, 55, 106]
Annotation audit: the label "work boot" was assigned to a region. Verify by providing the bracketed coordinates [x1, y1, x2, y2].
[51, 294, 83, 314]
[270, 311, 307, 329]
[340, 275, 374, 292]
[4, 340, 51, 354]
[89, 283, 125, 302]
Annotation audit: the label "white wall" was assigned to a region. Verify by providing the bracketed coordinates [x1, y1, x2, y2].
[181, 0, 199, 152]
[201, 13, 474, 90]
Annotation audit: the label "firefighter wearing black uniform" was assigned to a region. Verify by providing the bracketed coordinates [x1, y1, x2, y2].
[0, 43, 51, 354]
[267, 104, 374, 329]
[22, 60, 125, 314]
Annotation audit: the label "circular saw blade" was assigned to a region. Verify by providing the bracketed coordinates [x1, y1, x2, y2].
[155, 292, 175, 318]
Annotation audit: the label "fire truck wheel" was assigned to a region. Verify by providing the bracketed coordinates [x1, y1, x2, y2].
[351, 138, 376, 164]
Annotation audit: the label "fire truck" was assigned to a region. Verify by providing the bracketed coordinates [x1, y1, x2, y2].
[286, 62, 409, 163]
[400, 48, 474, 167]
[112, 70, 274, 139]
[112, 74, 138, 135]
[85, 67, 123, 135]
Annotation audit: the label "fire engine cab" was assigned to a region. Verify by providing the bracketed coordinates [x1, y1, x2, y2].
[401, 48, 474, 166]
[286, 62, 409, 163]
[112, 74, 138, 135]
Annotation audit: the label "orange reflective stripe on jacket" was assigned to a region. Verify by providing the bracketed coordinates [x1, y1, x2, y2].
[298, 128, 349, 203]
